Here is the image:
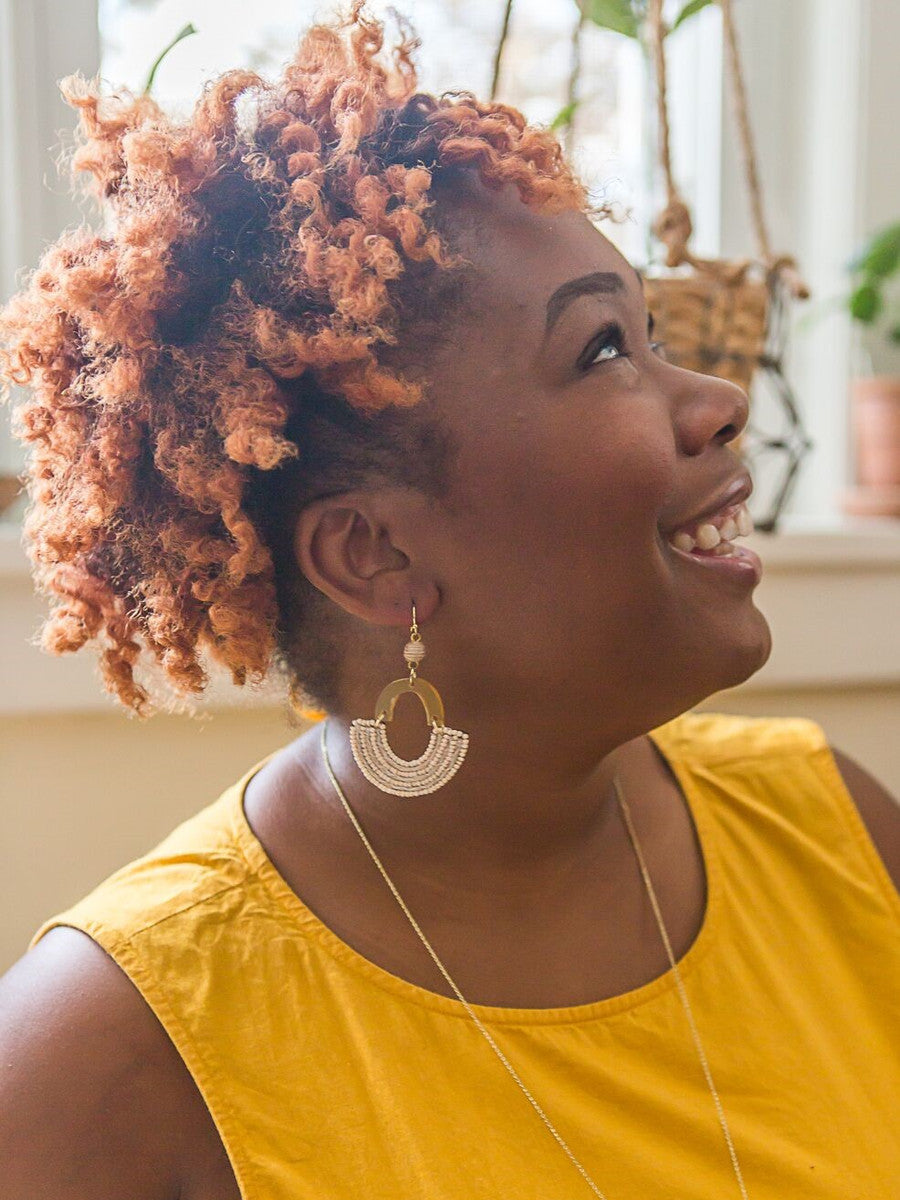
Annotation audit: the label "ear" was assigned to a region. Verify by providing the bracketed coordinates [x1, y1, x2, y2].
[292, 491, 438, 627]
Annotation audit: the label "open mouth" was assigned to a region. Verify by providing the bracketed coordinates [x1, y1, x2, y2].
[666, 500, 754, 559]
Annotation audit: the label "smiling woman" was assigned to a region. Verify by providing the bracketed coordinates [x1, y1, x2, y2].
[0, 4, 899, 1200]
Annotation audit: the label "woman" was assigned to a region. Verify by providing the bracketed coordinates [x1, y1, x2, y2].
[1, 5, 898, 1197]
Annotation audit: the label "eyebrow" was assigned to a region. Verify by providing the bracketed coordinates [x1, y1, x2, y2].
[544, 267, 644, 336]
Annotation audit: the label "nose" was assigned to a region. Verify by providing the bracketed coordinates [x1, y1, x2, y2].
[667, 364, 750, 456]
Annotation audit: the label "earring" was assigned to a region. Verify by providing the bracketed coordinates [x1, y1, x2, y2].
[348, 602, 469, 797]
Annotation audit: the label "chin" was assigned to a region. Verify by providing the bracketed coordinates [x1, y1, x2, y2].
[714, 604, 773, 692]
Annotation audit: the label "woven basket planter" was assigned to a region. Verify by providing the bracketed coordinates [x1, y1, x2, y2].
[641, 273, 768, 396]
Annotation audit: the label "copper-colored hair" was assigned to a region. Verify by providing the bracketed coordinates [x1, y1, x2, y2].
[0, 3, 594, 716]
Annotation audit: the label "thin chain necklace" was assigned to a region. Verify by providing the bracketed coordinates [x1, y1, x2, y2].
[319, 720, 749, 1199]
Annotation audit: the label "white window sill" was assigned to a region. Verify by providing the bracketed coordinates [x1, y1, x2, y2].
[2, 516, 900, 715]
[740, 516, 900, 691]
[743, 514, 900, 571]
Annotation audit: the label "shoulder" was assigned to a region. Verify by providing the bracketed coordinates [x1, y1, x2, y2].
[0, 926, 227, 1199]
[1, 753, 288, 1200]
[30, 784, 257, 952]
[650, 708, 828, 763]
[654, 709, 900, 900]
[829, 746, 900, 894]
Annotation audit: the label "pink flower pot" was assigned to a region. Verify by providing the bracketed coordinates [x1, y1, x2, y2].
[842, 376, 900, 517]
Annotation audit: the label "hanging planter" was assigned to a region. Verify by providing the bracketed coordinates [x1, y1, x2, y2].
[639, 0, 812, 529]
[492, 0, 814, 530]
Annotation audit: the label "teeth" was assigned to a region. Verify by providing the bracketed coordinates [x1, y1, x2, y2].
[695, 523, 722, 550]
[667, 501, 754, 554]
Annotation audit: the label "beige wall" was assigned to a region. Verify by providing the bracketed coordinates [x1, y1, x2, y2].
[3, 684, 899, 976]
[1, 706, 297, 972]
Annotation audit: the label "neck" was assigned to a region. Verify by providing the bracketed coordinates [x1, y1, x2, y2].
[313, 700, 653, 875]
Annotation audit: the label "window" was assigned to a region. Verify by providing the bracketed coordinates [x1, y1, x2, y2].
[0, 0, 718, 504]
[98, 0, 719, 268]
[13, 0, 848, 524]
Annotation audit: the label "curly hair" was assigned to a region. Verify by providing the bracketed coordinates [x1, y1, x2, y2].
[0, 2, 597, 717]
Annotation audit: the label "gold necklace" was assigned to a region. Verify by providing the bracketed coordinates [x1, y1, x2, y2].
[320, 720, 750, 1199]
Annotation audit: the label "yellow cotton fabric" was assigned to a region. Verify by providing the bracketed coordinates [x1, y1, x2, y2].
[31, 711, 900, 1198]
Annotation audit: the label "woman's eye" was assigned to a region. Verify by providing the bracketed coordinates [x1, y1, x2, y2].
[592, 342, 621, 363]
[581, 322, 627, 369]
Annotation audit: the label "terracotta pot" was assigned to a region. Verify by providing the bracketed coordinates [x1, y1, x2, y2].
[842, 377, 900, 517]
[853, 376, 900, 485]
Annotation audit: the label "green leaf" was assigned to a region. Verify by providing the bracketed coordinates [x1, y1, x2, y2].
[846, 222, 900, 277]
[577, 0, 640, 38]
[889, 324, 900, 345]
[849, 282, 883, 324]
[550, 100, 579, 131]
[860, 222, 900, 279]
[671, 0, 714, 33]
[143, 22, 198, 95]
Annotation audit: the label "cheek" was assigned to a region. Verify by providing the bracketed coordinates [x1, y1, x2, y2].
[506, 411, 668, 537]
[446, 405, 676, 607]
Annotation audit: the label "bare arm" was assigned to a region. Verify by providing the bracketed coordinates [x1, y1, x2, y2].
[831, 746, 900, 895]
[0, 927, 230, 1200]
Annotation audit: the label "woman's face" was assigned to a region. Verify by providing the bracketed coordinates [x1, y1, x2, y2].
[406, 179, 772, 739]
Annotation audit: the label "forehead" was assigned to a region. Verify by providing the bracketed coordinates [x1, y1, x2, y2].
[442, 179, 642, 331]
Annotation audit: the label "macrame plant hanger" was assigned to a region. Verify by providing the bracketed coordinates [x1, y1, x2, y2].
[642, 0, 813, 531]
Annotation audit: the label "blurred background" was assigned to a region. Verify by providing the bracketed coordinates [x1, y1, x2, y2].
[2, 0, 899, 971]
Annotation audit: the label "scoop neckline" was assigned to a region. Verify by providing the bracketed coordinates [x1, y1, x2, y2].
[229, 716, 721, 1026]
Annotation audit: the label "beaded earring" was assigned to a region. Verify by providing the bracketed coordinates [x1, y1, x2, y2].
[348, 602, 469, 796]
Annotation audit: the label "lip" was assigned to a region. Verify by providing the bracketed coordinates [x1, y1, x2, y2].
[666, 538, 763, 586]
[666, 473, 754, 535]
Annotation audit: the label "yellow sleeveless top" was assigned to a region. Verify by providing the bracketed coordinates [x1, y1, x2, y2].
[31, 711, 900, 1198]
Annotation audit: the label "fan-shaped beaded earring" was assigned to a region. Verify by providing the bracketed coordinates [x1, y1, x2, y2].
[348, 602, 469, 796]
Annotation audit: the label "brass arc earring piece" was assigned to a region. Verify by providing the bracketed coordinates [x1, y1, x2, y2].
[348, 602, 469, 796]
